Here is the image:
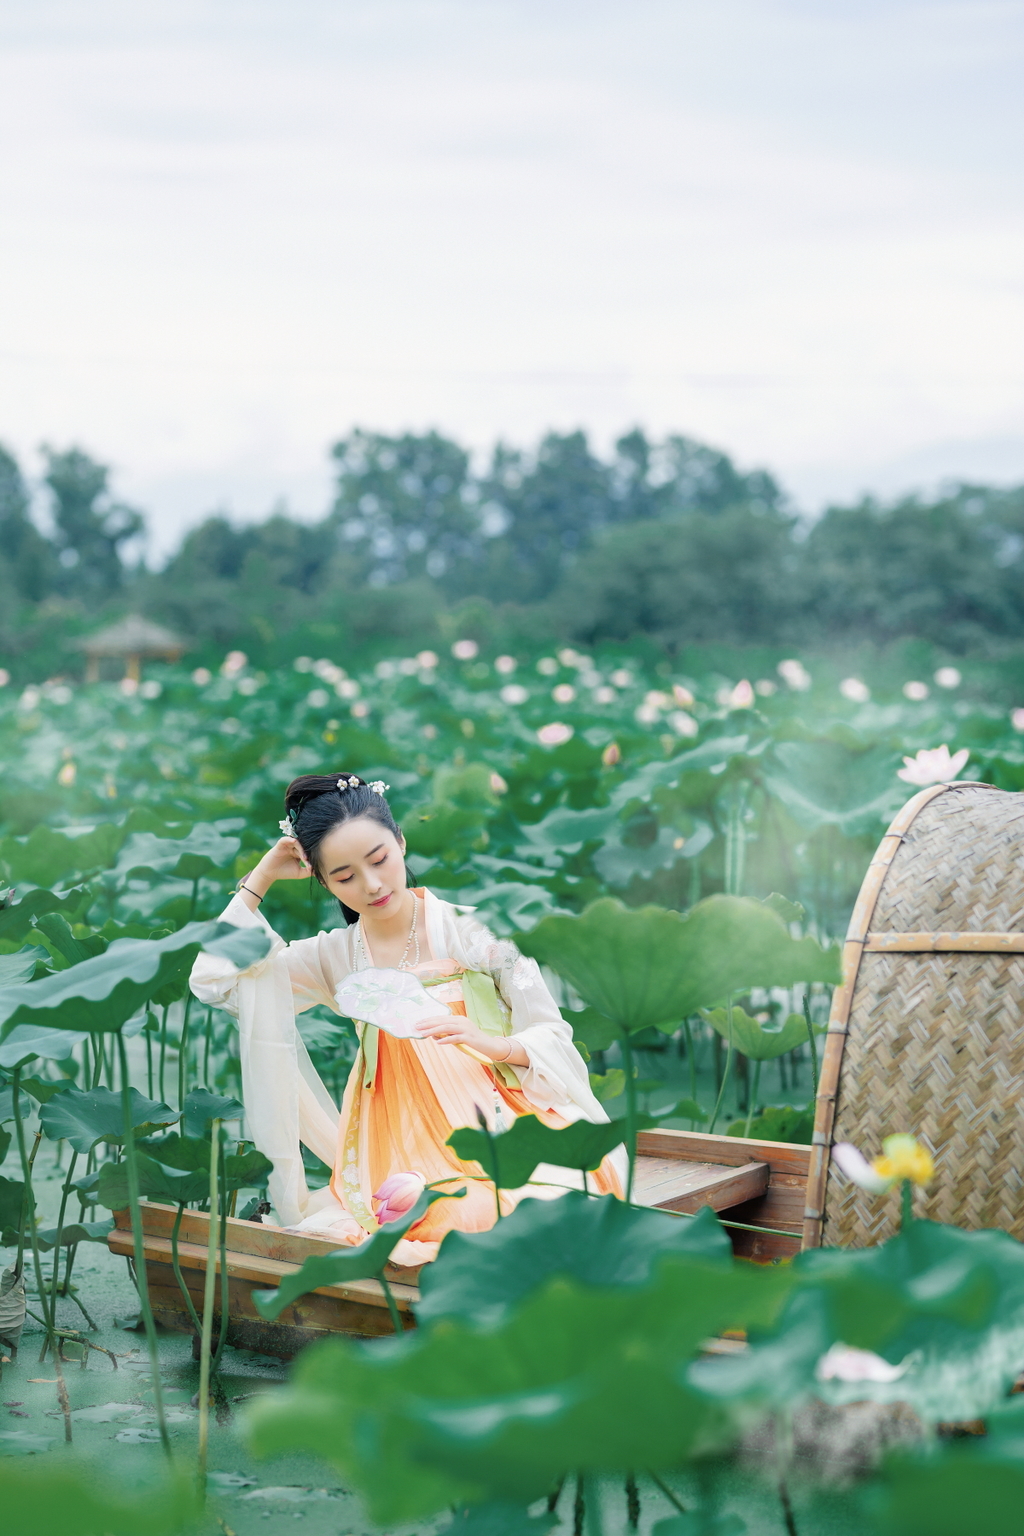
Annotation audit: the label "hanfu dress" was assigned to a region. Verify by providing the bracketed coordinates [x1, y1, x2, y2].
[190, 887, 623, 1264]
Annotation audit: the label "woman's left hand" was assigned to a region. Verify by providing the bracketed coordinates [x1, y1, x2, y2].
[414, 1015, 523, 1064]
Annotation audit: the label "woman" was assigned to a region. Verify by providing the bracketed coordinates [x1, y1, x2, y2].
[190, 772, 622, 1264]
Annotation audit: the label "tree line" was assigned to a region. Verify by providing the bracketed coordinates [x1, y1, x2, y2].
[3, 428, 1024, 677]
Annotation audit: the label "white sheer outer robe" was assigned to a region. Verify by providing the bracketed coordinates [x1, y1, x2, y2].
[189, 888, 622, 1234]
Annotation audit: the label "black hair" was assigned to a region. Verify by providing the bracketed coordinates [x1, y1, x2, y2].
[284, 773, 405, 925]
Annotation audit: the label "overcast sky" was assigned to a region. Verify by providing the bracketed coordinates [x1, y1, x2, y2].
[2, 0, 1023, 557]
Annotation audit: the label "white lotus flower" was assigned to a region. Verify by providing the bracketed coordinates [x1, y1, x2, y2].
[777, 659, 811, 691]
[897, 745, 969, 786]
[830, 1141, 892, 1194]
[816, 1343, 912, 1384]
[729, 679, 755, 709]
[1011, 709, 1024, 732]
[934, 667, 961, 689]
[500, 684, 528, 705]
[839, 677, 870, 703]
[902, 681, 929, 701]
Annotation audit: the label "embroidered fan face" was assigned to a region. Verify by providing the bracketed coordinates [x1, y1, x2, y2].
[335, 967, 452, 1038]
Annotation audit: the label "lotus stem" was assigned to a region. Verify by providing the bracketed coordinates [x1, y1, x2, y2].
[681, 1016, 697, 1108]
[47, 1149, 79, 1325]
[901, 1178, 913, 1230]
[170, 1203, 202, 1336]
[378, 1269, 403, 1335]
[212, 1144, 230, 1373]
[619, 1031, 638, 1203]
[197, 1116, 221, 1492]
[744, 1059, 762, 1138]
[802, 989, 819, 1094]
[646, 1470, 688, 1514]
[708, 996, 735, 1134]
[159, 1004, 169, 1102]
[177, 995, 193, 1112]
[117, 1031, 171, 1458]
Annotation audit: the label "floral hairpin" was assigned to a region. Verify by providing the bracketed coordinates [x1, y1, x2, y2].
[278, 811, 296, 836]
[337, 775, 361, 791]
[368, 780, 389, 795]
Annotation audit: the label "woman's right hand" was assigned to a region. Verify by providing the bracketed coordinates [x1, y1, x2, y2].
[245, 836, 311, 897]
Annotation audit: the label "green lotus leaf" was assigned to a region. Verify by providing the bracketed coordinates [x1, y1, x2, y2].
[252, 1188, 455, 1321]
[563, 1005, 619, 1053]
[726, 1103, 814, 1143]
[181, 1086, 245, 1136]
[116, 824, 241, 882]
[39, 1085, 179, 1152]
[0, 947, 47, 986]
[0, 1024, 88, 1069]
[0, 919, 269, 1035]
[761, 739, 904, 836]
[33, 912, 106, 968]
[0, 1173, 26, 1244]
[447, 1111, 637, 1189]
[248, 1253, 789, 1524]
[36, 1217, 115, 1250]
[0, 887, 92, 945]
[518, 895, 840, 1035]
[0, 824, 122, 886]
[0, 1457, 199, 1533]
[96, 1152, 209, 1207]
[703, 1005, 817, 1062]
[588, 1068, 625, 1102]
[18, 1074, 74, 1103]
[690, 1219, 1024, 1424]
[140, 1132, 271, 1185]
[417, 1192, 732, 1327]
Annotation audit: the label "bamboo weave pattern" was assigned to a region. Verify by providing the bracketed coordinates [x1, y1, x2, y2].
[821, 784, 1024, 1247]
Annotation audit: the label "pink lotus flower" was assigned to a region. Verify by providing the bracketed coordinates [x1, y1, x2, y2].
[372, 1170, 426, 1224]
[896, 745, 969, 787]
[537, 722, 573, 746]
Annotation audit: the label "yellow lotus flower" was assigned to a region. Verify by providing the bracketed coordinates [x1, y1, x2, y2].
[873, 1134, 934, 1188]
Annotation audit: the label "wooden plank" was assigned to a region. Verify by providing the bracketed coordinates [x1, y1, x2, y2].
[864, 931, 1024, 952]
[107, 1226, 417, 1312]
[633, 1158, 768, 1215]
[636, 1128, 810, 1179]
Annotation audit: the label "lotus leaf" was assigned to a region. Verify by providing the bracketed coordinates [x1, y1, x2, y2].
[0, 1458, 199, 1533]
[0, 1173, 26, 1244]
[0, 1024, 88, 1068]
[417, 1192, 732, 1327]
[39, 1085, 179, 1152]
[703, 1005, 818, 1062]
[0, 946, 47, 985]
[248, 1253, 789, 1524]
[690, 1218, 1024, 1423]
[115, 824, 241, 881]
[0, 919, 269, 1035]
[518, 896, 840, 1035]
[761, 740, 904, 836]
[36, 1217, 115, 1250]
[0, 886, 91, 944]
[252, 1188, 451, 1321]
[447, 1111, 637, 1188]
[181, 1085, 245, 1136]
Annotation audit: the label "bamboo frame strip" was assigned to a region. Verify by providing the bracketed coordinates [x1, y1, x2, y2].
[802, 782, 981, 1249]
[863, 931, 1024, 952]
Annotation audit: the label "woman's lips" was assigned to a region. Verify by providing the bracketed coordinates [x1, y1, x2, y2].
[369, 892, 392, 907]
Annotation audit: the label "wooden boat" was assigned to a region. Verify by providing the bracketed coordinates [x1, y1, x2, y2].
[107, 1130, 808, 1359]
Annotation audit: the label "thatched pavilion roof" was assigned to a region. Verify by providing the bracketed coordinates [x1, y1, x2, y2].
[73, 615, 186, 657]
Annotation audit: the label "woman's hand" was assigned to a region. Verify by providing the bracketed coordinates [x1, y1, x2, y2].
[237, 836, 310, 909]
[414, 1016, 529, 1067]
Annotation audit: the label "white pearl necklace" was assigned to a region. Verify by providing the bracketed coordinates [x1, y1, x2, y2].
[357, 893, 419, 971]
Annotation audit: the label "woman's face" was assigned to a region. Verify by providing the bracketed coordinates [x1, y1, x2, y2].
[315, 816, 409, 920]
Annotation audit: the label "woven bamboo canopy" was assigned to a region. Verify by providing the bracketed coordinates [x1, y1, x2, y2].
[805, 781, 1024, 1249]
[74, 615, 186, 682]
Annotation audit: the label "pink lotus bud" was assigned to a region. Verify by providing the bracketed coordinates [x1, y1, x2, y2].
[372, 1170, 426, 1225]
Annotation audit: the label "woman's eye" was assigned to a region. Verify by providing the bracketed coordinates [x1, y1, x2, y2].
[371, 857, 387, 868]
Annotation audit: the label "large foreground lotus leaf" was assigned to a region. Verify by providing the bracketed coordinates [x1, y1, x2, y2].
[248, 1254, 787, 1525]
[690, 1219, 1024, 1423]
[0, 1173, 26, 1244]
[866, 1406, 1024, 1536]
[116, 824, 241, 881]
[761, 740, 904, 836]
[252, 1189, 449, 1321]
[703, 1005, 817, 1061]
[39, 1085, 179, 1152]
[518, 896, 839, 1034]
[0, 1458, 199, 1535]
[417, 1192, 733, 1327]
[0, 920, 269, 1035]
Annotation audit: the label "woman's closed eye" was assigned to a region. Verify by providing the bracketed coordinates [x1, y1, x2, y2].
[336, 855, 388, 883]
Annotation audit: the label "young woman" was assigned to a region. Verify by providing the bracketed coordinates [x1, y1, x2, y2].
[190, 772, 623, 1264]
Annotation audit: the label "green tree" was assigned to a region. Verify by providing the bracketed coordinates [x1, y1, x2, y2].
[42, 446, 145, 597]
[0, 444, 57, 603]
